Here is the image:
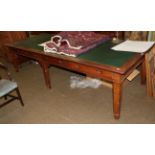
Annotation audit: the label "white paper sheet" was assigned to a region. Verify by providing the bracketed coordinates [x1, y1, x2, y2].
[111, 40, 155, 53]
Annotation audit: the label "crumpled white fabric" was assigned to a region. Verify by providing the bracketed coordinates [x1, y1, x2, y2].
[70, 76, 102, 89]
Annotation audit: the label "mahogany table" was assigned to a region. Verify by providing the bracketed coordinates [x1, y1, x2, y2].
[7, 34, 146, 119]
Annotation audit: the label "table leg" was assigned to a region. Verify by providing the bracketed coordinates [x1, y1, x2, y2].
[12, 61, 19, 72]
[9, 52, 19, 72]
[113, 82, 122, 119]
[140, 59, 146, 84]
[40, 62, 51, 89]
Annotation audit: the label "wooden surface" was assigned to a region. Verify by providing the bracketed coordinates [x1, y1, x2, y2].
[0, 31, 29, 62]
[127, 69, 140, 81]
[145, 45, 155, 97]
[152, 64, 155, 98]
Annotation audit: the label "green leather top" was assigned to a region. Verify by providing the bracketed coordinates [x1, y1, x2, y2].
[15, 34, 136, 67]
[15, 33, 51, 51]
[78, 40, 136, 67]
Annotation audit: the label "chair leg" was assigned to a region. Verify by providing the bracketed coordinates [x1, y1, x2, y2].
[15, 88, 24, 106]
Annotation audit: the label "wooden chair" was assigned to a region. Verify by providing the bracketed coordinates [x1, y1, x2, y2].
[0, 62, 24, 108]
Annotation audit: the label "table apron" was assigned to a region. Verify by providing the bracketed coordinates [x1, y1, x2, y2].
[44, 56, 116, 82]
[10, 48, 144, 84]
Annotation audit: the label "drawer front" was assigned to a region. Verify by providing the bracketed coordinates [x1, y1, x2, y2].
[44, 56, 113, 81]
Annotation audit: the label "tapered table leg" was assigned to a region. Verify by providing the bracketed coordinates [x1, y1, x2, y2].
[13, 61, 19, 72]
[9, 52, 19, 72]
[113, 82, 122, 119]
[140, 59, 146, 84]
[40, 62, 51, 89]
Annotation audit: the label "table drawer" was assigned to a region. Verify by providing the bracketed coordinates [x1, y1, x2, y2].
[45, 56, 113, 81]
[67, 61, 113, 80]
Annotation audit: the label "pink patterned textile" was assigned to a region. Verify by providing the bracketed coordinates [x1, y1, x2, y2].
[44, 31, 111, 56]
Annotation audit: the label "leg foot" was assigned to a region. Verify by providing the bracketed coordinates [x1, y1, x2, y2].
[114, 114, 120, 120]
